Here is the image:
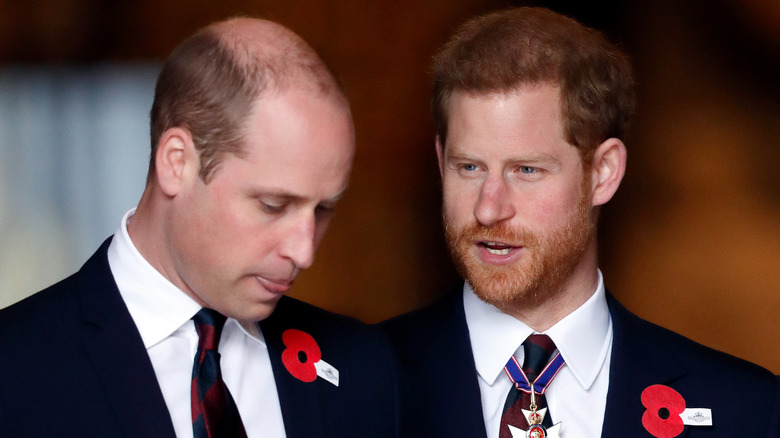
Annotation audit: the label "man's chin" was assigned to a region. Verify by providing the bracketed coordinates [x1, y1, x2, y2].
[468, 274, 549, 311]
[229, 296, 283, 323]
[471, 277, 522, 302]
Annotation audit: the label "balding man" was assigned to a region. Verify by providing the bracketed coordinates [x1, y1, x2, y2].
[0, 18, 401, 438]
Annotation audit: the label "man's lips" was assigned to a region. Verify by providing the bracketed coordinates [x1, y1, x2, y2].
[480, 241, 522, 253]
[476, 241, 524, 264]
[256, 276, 293, 294]
[480, 241, 519, 255]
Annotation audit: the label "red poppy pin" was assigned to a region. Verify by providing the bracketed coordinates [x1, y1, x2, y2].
[641, 384, 712, 437]
[281, 329, 339, 386]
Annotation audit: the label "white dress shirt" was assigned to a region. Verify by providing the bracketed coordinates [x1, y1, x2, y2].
[464, 271, 612, 438]
[107, 209, 287, 438]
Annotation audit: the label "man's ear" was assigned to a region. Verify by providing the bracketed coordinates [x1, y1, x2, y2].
[155, 127, 197, 196]
[590, 137, 627, 207]
[435, 135, 445, 178]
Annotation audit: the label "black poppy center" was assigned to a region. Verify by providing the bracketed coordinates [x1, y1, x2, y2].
[658, 407, 670, 420]
[298, 350, 308, 363]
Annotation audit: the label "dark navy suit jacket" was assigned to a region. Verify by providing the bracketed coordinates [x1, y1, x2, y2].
[0, 238, 402, 437]
[380, 288, 780, 437]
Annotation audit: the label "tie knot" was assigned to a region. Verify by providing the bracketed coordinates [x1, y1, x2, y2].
[193, 308, 227, 351]
[522, 334, 557, 379]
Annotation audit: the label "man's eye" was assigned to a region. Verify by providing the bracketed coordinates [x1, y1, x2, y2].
[462, 164, 479, 172]
[261, 202, 285, 213]
[519, 166, 537, 174]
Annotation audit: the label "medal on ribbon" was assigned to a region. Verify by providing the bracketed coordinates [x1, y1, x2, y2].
[504, 352, 565, 438]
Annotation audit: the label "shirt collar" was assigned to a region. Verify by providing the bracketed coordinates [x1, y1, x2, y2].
[107, 208, 265, 348]
[464, 270, 611, 390]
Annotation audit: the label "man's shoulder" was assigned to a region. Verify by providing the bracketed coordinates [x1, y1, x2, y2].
[604, 293, 779, 435]
[0, 271, 82, 333]
[381, 288, 462, 330]
[267, 295, 367, 332]
[0, 238, 120, 345]
[378, 289, 467, 358]
[262, 295, 389, 355]
[0, 263, 108, 382]
[608, 293, 776, 385]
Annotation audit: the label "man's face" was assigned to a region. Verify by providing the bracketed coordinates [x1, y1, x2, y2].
[439, 85, 595, 312]
[168, 88, 353, 322]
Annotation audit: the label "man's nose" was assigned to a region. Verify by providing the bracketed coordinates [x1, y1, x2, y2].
[280, 212, 316, 270]
[473, 175, 516, 226]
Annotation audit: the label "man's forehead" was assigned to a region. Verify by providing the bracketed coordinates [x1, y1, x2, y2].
[450, 83, 562, 105]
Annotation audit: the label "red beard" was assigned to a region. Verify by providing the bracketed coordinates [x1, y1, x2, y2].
[444, 178, 594, 312]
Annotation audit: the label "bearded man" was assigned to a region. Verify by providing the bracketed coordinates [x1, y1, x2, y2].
[380, 7, 779, 438]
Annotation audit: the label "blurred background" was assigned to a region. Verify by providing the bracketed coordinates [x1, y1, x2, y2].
[1, 0, 778, 373]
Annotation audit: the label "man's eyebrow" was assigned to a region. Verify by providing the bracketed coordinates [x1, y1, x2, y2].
[443, 148, 485, 164]
[252, 189, 299, 200]
[444, 150, 561, 164]
[509, 153, 561, 164]
[251, 187, 348, 204]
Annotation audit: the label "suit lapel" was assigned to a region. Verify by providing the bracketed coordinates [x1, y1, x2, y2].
[260, 297, 326, 438]
[411, 291, 488, 438]
[78, 239, 177, 438]
[602, 293, 689, 438]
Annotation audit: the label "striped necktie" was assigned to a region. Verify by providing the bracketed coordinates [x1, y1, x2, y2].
[499, 334, 564, 438]
[191, 308, 247, 438]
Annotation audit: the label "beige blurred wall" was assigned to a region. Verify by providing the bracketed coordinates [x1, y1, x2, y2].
[1, 0, 778, 373]
[601, 0, 780, 374]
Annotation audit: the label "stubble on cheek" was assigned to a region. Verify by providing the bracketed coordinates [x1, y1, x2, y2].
[445, 219, 544, 307]
[442, 181, 593, 312]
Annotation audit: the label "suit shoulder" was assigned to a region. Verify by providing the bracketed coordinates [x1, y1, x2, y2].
[382, 289, 459, 328]
[271, 295, 366, 330]
[262, 295, 388, 351]
[378, 291, 465, 358]
[645, 316, 772, 379]
[381, 305, 437, 342]
[0, 272, 80, 332]
[610, 295, 776, 383]
[0, 238, 114, 333]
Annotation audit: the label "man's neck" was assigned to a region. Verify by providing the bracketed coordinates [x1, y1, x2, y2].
[501, 263, 600, 332]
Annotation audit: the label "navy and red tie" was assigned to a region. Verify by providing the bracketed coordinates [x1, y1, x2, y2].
[191, 308, 247, 438]
[499, 334, 562, 438]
